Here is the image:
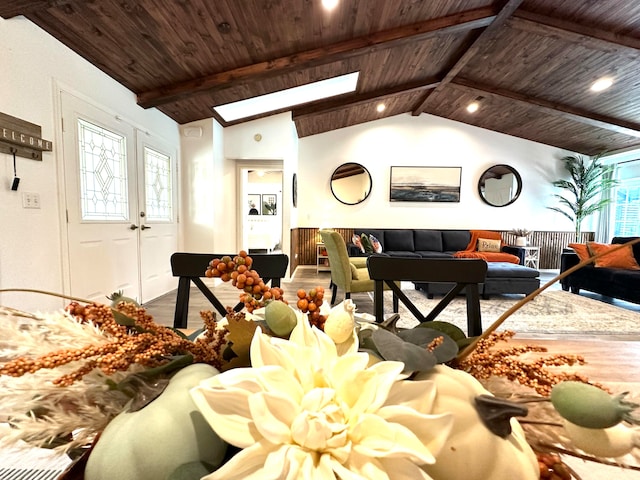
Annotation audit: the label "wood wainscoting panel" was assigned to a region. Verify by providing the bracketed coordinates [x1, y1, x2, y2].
[501, 231, 595, 269]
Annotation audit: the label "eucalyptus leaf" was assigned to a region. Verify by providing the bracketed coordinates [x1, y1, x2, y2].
[371, 328, 437, 372]
[397, 328, 458, 363]
[417, 321, 467, 342]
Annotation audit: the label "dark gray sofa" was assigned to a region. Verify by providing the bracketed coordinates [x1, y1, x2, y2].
[560, 236, 640, 305]
[350, 228, 540, 298]
[350, 228, 525, 262]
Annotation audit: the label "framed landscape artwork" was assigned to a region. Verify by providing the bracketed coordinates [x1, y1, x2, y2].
[390, 166, 461, 203]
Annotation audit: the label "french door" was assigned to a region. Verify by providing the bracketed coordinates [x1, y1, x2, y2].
[61, 92, 178, 304]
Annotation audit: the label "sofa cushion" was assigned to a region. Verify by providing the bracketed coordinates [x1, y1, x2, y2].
[486, 262, 539, 278]
[359, 233, 374, 253]
[384, 229, 415, 252]
[477, 238, 501, 252]
[349, 263, 360, 280]
[416, 251, 453, 258]
[356, 229, 386, 250]
[568, 243, 591, 262]
[612, 237, 640, 265]
[413, 230, 443, 252]
[369, 234, 383, 253]
[442, 230, 471, 252]
[587, 242, 640, 270]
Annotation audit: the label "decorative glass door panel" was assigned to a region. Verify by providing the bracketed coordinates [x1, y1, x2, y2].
[143, 146, 172, 222]
[77, 119, 129, 221]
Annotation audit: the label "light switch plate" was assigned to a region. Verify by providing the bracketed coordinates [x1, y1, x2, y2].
[22, 192, 41, 209]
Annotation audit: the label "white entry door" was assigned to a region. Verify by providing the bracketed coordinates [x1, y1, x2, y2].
[61, 92, 178, 304]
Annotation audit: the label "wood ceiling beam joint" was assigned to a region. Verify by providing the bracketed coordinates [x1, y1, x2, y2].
[412, 0, 526, 116]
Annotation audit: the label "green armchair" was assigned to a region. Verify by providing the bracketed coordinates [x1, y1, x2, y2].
[319, 229, 398, 311]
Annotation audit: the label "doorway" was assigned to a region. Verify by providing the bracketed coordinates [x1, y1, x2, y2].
[236, 161, 283, 255]
[60, 91, 178, 304]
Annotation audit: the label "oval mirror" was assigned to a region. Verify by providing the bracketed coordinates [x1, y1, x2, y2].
[330, 162, 372, 205]
[478, 164, 522, 207]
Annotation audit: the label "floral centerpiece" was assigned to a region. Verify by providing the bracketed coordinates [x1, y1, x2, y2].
[2, 244, 640, 479]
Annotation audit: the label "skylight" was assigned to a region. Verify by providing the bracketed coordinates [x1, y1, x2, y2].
[213, 72, 359, 122]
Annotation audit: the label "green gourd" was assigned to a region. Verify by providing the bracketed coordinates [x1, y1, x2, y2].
[551, 381, 640, 429]
[85, 363, 227, 480]
[264, 300, 298, 337]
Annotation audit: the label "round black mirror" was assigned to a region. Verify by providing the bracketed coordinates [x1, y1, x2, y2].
[478, 164, 522, 207]
[330, 162, 372, 205]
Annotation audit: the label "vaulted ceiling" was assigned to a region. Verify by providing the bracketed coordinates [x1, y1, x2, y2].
[3, 0, 640, 155]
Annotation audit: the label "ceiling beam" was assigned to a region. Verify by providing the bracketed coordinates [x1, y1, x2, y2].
[412, 0, 525, 116]
[292, 78, 441, 120]
[136, 6, 497, 109]
[0, 0, 69, 18]
[512, 10, 640, 53]
[452, 78, 640, 138]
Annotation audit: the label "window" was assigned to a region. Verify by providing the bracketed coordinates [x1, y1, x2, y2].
[214, 72, 359, 122]
[612, 160, 640, 237]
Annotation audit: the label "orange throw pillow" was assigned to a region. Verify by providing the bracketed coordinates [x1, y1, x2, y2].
[587, 242, 640, 270]
[568, 243, 591, 262]
[464, 230, 503, 251]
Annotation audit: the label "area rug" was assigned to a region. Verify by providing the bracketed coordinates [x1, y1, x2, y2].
[382, 289, 640, 336]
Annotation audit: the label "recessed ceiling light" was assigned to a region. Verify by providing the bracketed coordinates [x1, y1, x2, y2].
[466, 102, 479, 113]
[591, 77, 613, 92]
[466, 96, 483, 113]
[213, 72, 359, 122]
[322, 0, 339, 10]
[376, 103, 386, 113]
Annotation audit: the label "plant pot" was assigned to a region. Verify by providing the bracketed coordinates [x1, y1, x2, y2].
[515, 236, 527, 247]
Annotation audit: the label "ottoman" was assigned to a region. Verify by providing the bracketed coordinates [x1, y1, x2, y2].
[414, 261, 540, 298]
[481, 262, 540, 298]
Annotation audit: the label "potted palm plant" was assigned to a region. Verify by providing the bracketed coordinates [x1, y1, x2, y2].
[548, 154, 617, 242]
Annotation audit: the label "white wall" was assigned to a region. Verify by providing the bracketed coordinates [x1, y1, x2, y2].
[298, 113, 576, 232]
[179, 119, 216, 253]
[0, 17, 178, 311]
[224, 113, 297, 261]
[180, 113, 297, 261]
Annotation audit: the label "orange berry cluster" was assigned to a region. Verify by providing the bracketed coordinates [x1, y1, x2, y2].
[296, 287, 327, 329]
[536, 452, 572, 479]
[459, 330, 589, 396]
[204, 251, 284, 312]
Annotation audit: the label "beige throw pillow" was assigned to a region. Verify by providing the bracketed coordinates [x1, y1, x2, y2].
[477, 238, 501, 253]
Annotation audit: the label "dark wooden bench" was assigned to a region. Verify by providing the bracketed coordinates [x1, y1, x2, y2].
[366, 256, 487, 336]
[170, 252, 289, 328]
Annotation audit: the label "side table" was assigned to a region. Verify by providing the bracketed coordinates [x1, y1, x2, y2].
[520, 246, 540, 269]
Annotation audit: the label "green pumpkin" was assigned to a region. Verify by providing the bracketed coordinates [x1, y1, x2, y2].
[85, 363, 227, 480]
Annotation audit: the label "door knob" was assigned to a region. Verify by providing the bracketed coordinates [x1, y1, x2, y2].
[141, 225, 151, 230]
[129, 224, 139, 230]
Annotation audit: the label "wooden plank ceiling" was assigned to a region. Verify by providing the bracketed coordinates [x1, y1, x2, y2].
[3, 0, 640, 155]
